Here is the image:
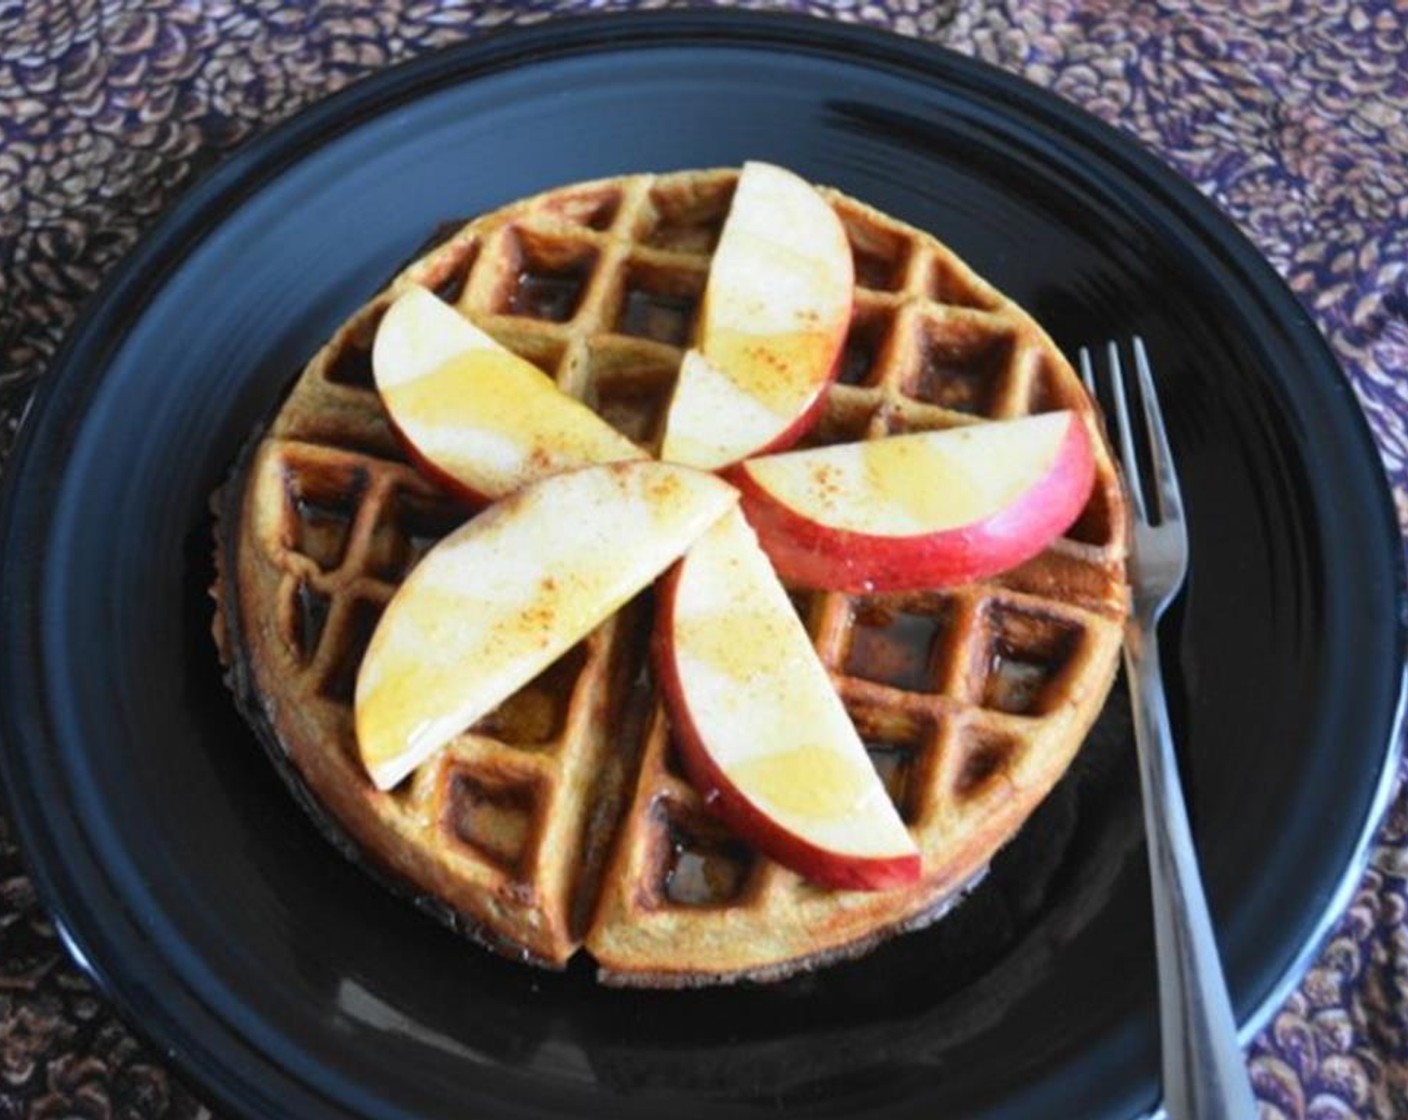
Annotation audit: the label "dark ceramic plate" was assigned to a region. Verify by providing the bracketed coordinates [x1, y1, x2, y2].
[0, 13, 1402, 1120]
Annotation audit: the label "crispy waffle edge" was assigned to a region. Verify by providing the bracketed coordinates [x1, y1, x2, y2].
[593, 866, 989, 989]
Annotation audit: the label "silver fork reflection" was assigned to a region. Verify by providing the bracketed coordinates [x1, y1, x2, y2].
[1080, 338, 1258, 1120]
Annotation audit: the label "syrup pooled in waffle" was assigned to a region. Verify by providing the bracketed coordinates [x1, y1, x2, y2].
[214, 169, 1128, 982]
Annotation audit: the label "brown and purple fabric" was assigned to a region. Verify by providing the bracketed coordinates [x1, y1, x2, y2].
[1, 1, 1405, 1116]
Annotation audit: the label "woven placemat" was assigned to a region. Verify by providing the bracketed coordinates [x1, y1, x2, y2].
[1, 2, 1405, 1116]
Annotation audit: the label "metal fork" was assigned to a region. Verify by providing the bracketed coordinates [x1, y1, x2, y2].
[1080, 339, 1257, 1120]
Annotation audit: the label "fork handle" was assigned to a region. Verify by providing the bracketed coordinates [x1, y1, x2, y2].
[1126, 620, 1259, 1120]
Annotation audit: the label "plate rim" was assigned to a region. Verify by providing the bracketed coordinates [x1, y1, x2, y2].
[1, 10, 1404, 1119]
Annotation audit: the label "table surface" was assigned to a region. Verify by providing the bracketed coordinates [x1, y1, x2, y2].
[1, 1, 1405, 1117]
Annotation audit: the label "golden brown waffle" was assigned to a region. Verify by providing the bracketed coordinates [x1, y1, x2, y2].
[213, 168, 1129, 982]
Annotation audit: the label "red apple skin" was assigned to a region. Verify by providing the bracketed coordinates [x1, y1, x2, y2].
[673, 162, 854, 471]
[744, 349, 843, 460]
[652, 564, 922, 892]
[383, 383, 649, 508]
[666, 326, 846, 471]
[382, 412, 497, 509]
[391, 366, 826, 505]
[725, 414, 1096, 593]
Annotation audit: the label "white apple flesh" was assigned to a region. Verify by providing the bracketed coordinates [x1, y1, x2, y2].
[355, 462, 738, 790]
[660, 162, 853, 471]
[726, 412, 1095, 592]
[656, 508, 921, 890]
[372, 286, 643, 504]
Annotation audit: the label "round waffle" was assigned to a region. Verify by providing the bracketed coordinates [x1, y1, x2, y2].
[212, 168, 1129, 984]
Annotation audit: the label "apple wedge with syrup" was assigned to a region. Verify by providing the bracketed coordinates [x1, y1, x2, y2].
[373, 285, 644, 504]
[660, 161, 853, 471]
[656, 508, 921, 891]
[727, 411, 1096, 593]
[355, 462, 738, 791]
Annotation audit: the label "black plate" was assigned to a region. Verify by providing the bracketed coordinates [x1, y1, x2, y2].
[0, 13, 1403, 1120]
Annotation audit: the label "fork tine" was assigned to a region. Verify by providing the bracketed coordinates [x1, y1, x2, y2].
[1107, 341, 1148, 524]
[1078, 347, 1097, 400]
[1133, 337, 1183, 525]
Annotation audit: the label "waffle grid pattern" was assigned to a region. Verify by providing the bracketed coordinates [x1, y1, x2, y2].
[237, 431, 638, 964]
[221, 169, 1128, 981]
[587, 579, 1122, 983]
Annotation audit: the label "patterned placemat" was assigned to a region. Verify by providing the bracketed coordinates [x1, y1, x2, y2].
[1, 2, 1405, 1116]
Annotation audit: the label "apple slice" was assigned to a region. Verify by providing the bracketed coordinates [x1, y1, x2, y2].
[659, 162, 853, 471]
[656, 508, 920, 890]
[726, 412, 1095, 593]
[372, 286, 643, 503]
[356, 462, 738, 790]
